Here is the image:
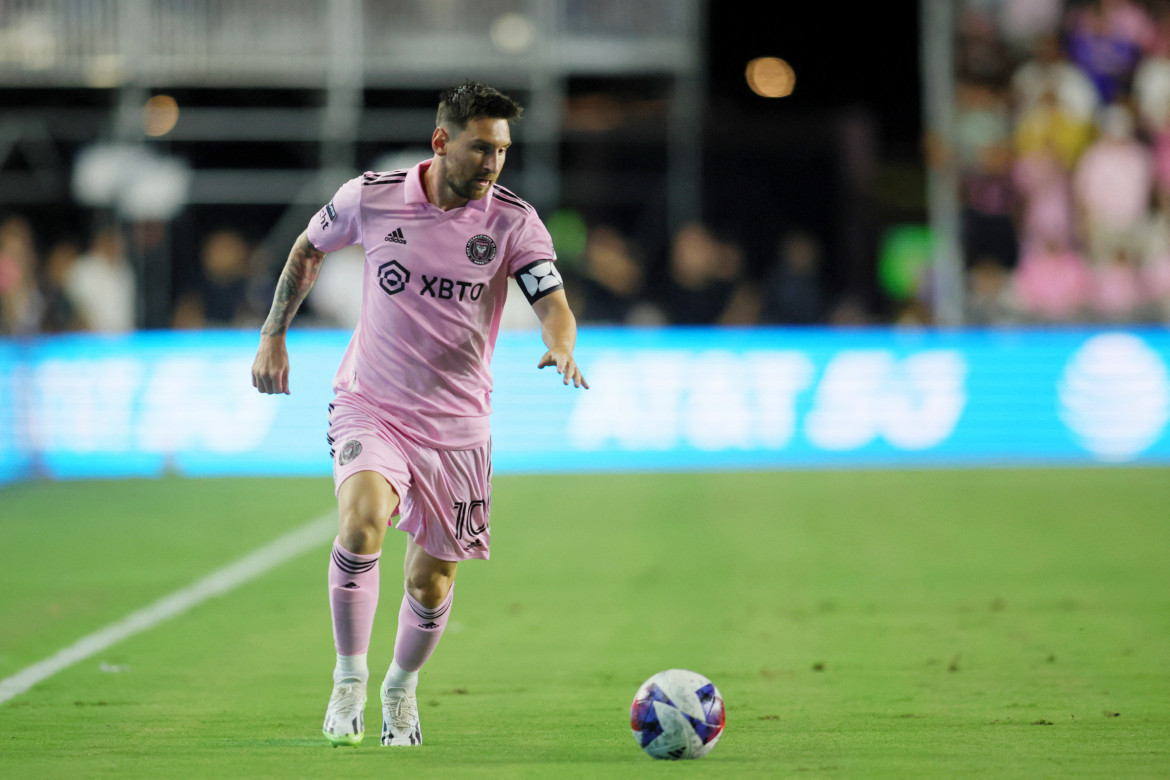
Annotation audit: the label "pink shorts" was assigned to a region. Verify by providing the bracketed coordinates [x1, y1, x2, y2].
[328, 395, 492, 562]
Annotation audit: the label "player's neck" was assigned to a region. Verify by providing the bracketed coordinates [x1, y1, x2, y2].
[424, 159, 470, 212]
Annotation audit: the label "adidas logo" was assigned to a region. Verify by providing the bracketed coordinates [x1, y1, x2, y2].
[342, 582, 359, 589]
[418, 621, 440, 629]
[384, 228, 406, 244]
[464, 539, 483, 550]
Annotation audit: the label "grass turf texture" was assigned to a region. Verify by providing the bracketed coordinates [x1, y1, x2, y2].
[0, 469, 1167, 778]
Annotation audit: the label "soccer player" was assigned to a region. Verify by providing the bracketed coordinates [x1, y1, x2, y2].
[250, 81, 587, 747]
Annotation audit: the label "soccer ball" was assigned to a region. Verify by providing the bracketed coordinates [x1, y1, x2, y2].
[629, 669, 725, 760]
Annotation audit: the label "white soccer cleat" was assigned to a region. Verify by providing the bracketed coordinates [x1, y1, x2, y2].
[323, 682, 366, 746]
[380, 685, 422, 746]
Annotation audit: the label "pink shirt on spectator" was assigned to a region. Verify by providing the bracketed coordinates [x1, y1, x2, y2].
[1142, 253, 1170, 302]
[1152, 129, 1170, 192]
[1013, 152, 1074, 251]
[308, 160, 557, 449]
[1073, 139, 1153, 230]
[1091, 258, 1144, 319]
[1013, 246, 1092, 321]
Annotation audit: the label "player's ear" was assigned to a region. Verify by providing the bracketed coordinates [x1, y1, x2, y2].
[432, 126, 449, 156]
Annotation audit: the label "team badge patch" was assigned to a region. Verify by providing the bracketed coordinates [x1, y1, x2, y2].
[338, 440, 362, 465]
[466, 234, 497, 265]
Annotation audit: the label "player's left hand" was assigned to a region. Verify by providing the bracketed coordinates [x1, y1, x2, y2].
[538, 350, 589, 389]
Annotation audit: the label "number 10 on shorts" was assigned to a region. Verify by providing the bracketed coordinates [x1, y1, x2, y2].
[453, 499, 487, 541]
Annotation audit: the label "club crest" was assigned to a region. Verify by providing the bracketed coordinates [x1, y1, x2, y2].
[338, 440, 362, 465]
[466, 234, 497, 266]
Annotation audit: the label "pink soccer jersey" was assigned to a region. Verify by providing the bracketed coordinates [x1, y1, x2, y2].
[307, 160, 563, 449]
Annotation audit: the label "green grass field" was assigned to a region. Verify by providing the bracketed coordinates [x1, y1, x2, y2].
[1, 468, 1168, 778]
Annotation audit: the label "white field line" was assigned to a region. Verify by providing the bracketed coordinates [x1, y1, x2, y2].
[0, 511, 337, 706]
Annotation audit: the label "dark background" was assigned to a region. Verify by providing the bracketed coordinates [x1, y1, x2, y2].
[707, 3, 923, 156]
[1, 3, 927, 325]
[702, 3, 924, 308]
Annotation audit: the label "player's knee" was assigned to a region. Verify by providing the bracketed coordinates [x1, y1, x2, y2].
[338, 523, 383, 555]
[337, 498, 389, 553]
[405, 571, 452, 609]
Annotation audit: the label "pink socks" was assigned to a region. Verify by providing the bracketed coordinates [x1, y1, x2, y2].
[329, 536, 454, 687]
[328, 538, 381, 658]
[393, 587, 454, 672]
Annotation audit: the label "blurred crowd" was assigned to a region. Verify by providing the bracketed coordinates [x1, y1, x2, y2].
[951, 0, 1170, 325]
[0, 215, 274, 335]
[541, 220, 846, 330]
[0, 210, 851, 337]
[9, 0, 1170, 336]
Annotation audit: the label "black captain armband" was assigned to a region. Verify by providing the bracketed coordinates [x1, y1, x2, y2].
[514, 259, 564, 304]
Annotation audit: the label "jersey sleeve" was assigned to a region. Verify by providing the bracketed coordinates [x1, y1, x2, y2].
[508, 212, 563, 305]
[306, 176, 363, 253]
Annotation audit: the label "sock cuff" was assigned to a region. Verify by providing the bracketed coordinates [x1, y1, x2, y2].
[404, 585, 453, 622]
[332, 537, 380, 574]
[334, 652, 369, 682]
[384, 659, 419, 692]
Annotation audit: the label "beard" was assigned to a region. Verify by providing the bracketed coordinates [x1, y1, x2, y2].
[446, 168, 492, 201]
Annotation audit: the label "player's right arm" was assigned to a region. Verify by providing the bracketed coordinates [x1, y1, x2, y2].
[251, 230, 326, 394]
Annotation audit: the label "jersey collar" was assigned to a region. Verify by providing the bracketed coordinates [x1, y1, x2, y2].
[407, 159, 492, 212]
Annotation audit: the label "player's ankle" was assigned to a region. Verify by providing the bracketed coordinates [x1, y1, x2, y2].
[382, 660, 419, 694]
[334, 652, 369, 685]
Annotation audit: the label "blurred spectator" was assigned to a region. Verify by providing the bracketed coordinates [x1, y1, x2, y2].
[951, 0, 1170, 325]
[174, 229, 270, 329]
[827, 294, 872, 326]
[65, 226, 136, 333]
[955, 78, 1019, 270]
[198, 229, 252, 326]
[1013, 237, 1094, 322]
[1150, 113, 1170, 197]
[131, 220, 176, 330]
[1013, 143, 1076, 252]
[1140, 188, 1170, 319]
[962, 139, 1019, 270]
[955, 80, 1013, 169]
[1013, 89, 1095, 169]
[1153, 0, 1170, 52]
[1072, 103, 1153, 262]
[1099, 0, 1156, 51]
[999, 0, 1067, 54]
[573, 225, 643, 324]
[965, 255, 1017, 325]
[308, 244, 365, 330]
[1065, 0, 1151, 104]
[1090, 244, 1145, 321]
[758, 229, 829, 325]
[655, 222, 754, 325]
[1134, 12, 1170, 222]
[39, 240, 82, 332]
[1132, 38, 1170, 132]
[0, 215, 43, 335]
[1011, 32, 1100, 123]
[957, 6, 1015, 83]
[892, 298, 934, 327]
[170, 290, 206, 330]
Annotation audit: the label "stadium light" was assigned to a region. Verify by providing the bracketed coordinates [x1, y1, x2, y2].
[745, 57, 796, 98]
[143, 95, 180, 137]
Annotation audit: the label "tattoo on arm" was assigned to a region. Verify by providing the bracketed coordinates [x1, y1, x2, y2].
[261, 234, 325, 337]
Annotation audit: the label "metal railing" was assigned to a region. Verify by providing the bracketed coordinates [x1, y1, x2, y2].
[0, 0, 698, 87]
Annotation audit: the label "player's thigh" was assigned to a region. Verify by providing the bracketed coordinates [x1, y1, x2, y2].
[337, 470, 400, 553]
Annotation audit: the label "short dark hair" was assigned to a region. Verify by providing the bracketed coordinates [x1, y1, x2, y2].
[436, 81, 523, 131]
